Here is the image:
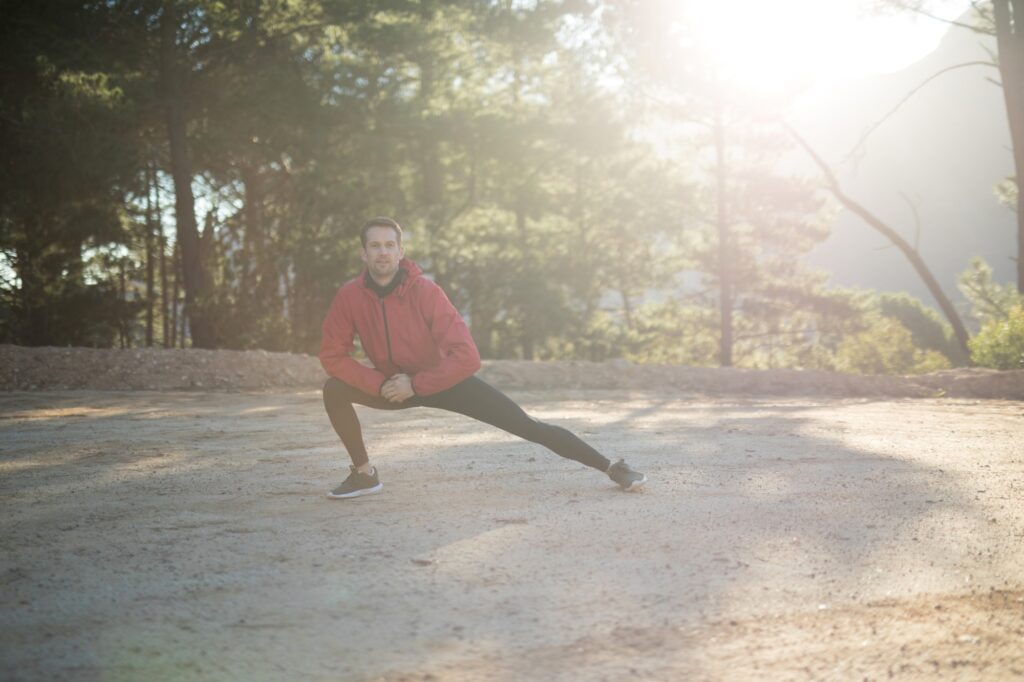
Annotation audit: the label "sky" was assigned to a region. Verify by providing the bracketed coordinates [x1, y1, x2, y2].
[684, 0, 977, 92]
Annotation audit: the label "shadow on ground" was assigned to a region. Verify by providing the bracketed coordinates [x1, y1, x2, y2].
[1, 390, 1021, 681]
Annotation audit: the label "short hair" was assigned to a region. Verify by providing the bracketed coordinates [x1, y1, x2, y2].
[360, 216, 403, 247]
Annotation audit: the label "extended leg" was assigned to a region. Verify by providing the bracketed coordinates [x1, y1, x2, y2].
[421, 376, 612, 472]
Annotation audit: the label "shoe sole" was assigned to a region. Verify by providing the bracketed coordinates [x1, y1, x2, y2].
[327, 483, 384, 499]
[621, 475, 647, 491]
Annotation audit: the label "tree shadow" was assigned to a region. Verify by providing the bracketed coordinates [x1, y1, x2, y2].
[354, 399, 992, 680]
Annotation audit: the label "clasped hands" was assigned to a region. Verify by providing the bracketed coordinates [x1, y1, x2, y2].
[381, 373, 415, 403]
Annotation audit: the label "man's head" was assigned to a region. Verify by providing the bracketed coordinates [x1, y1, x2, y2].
[359, 217, 403, 248]
[360, 217, 405, 285]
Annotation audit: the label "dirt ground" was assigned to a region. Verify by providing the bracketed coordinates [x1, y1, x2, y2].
[2, 387, 1023, 681]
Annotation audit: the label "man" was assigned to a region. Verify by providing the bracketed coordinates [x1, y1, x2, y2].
[319, 216, 647, 499]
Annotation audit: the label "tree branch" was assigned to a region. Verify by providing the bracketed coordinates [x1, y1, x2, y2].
[889, 1, 994, 35]
[897, 191, 923, 251]
[962, 278, 1011, 317]
[845, 61, 994, 164]
[783, 120, 974, 361]
[735, 329, 815, 341]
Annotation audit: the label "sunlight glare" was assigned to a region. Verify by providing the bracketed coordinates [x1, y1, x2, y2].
[684, 0, 961, 92]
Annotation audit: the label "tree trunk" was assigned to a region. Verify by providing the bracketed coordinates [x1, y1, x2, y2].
[171, 239, 180, 348]
[574, 159, 595, 309]
[788, 125, 973, 361]
[144, 166, 155, 347]
[620, 289, 635, 330]
[515, 202, 534, 360]
[119, 258, 128, 349]
[418, 56, 443, 229]
[153, 163, 170, 347]
[993, 0, 1024, 292]
[159, 6, 213, 347]
[521, 334, 534, 361]
[177, 243, 187, 346]
[17, 225, 47, 345]
[240, 164, 260, 320]
[714, 101, 733, 367]
[834, 192, 972, 359]
[242, 163, 286, 347]
[414, 0, 445, 240]
[469, 295, 495, 359]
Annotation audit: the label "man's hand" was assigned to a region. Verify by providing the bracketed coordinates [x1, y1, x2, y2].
[381, 373, 415, 403]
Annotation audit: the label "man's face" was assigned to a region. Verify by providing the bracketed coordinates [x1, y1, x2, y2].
[361, 225, 404, 283]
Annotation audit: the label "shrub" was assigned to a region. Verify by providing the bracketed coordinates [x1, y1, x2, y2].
[969, 305, 1024, 369]
[958, 257, 1023, 324]
[877, 292, 965, 365]
[835, 316, 952, 375]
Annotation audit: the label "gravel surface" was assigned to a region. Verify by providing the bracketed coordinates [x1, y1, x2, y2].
[2, 389, 1023, 680]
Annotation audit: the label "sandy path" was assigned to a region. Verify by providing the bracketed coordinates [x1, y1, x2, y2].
[1, 390, 1022, 681]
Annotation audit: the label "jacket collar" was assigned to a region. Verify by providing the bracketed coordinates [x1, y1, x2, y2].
[359, 258, 421, 297]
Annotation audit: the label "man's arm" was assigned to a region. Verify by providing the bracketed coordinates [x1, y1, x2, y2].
[410, 282, 481, 396]
[319, 289, 388, 396]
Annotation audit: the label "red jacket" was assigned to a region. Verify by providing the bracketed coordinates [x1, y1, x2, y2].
[319, 258, 481, 396]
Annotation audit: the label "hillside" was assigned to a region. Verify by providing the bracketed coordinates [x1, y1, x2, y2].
[795, 12, 1015, 313]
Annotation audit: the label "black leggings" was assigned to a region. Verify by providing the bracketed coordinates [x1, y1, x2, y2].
[322, 375, 611, 472]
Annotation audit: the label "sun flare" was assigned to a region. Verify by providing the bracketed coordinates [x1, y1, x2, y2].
[682, 0, 966, 92]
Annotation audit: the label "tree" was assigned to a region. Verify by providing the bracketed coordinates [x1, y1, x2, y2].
[786, 124, 973, 362]
[990, 0, 1024, 291]
[969, 304, 1024, 367]
[602, 0, 857, 368]
[835, 315, 952, 374]
[958, 256, 1024, 322]
[883, 1, 1024, 292]
[155, 3, 216, 346]
[0, 1, 143, 345]
[878, 292, 966, 364]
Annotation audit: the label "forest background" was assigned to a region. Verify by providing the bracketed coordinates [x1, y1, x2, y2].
[3, 0, 1023, 373]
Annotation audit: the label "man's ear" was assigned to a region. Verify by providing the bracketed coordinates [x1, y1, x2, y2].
[360, 248, 368, 264]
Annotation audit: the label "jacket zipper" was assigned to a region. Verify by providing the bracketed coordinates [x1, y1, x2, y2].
[380, 297, 397, 369]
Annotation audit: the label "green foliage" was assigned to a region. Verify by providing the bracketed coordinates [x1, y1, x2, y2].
[994, 176, 1017, 212]
[969, 306, 1024, 369]
[628, 301, 719, 366]
[958, 257, 1024, 324]
[1, 0, 1000, 371]
[0, 2, 140, 345]
[821, 291, 963, 375]
[835, 315, 952, 375]
[877, 292, 966, 366]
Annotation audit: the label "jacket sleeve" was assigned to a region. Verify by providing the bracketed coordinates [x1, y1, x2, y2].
[410, 282, 482, 396]
[319, 289, 388, 396]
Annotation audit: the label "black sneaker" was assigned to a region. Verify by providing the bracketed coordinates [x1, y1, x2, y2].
[327, 466, 383, 499]
[607, 459, 646, 491]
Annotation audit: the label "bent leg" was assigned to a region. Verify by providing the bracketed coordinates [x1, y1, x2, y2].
[422, 376, 611, 471]
[322, 377, 414, 467]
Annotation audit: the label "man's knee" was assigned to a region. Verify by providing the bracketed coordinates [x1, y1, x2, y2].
[509, 414, 554, 444]
[323, 376, 354, 403]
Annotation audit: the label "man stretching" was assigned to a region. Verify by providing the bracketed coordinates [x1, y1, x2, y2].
[319, 217, 647, 499]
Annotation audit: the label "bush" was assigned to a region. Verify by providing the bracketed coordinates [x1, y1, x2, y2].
[969, 305, 1024, 369]
[958, 257, 1023, 324]
[877, 292, 965, 365]
[835, 316, 952, 375]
